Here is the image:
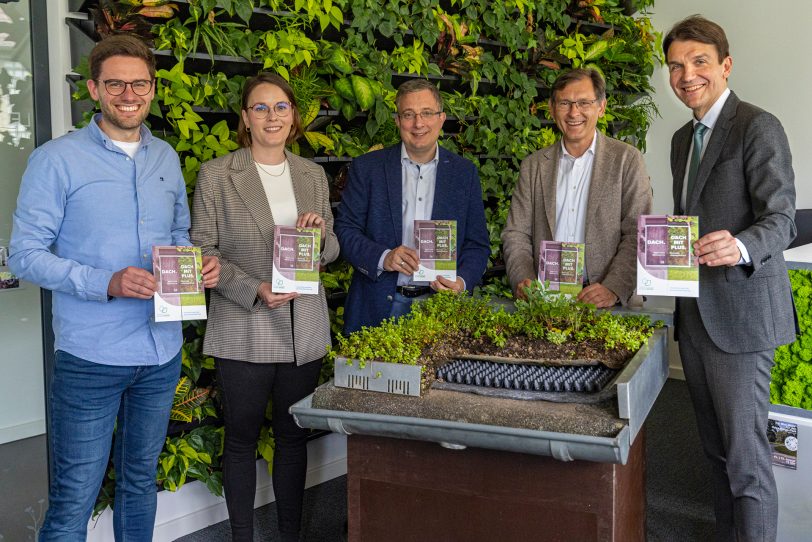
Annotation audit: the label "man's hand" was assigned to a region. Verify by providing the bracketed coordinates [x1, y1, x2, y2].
[694, 230, 741, 267]
[201, 256, 220, 289]
[297, 212, 327, 241]
[383, 246, 419, 275]
[514, 278, 533, 300]
[577, 283, 618, 308]
[108, 266, 157, 299]
[431, 275, 465, 293]
[257, 282, 298, 309]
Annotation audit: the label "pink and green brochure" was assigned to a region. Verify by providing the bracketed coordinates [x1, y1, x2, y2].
[413, 219, 457, 282]
[271, 226, 321, 294]
[152, 246, 207, 322]
[636, 215, 699, 297]
[538, 240, 585, 296]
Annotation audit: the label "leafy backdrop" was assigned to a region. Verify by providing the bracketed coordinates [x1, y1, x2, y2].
[74, 0, 661, 510]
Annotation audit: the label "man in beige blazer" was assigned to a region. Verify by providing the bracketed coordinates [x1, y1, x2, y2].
[502, 68, 652, 307]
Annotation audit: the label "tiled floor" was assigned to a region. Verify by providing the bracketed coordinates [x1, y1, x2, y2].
[0, 380, 716, 541]
[0, 434, 48, 541]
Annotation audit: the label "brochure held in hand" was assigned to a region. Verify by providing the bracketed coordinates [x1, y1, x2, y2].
[271, 226, 321, 294]
[636, 215, 699, 297]
[153, 246, 207, 322]
[538, 241, 585, 295]
[413, 220, 457, 282]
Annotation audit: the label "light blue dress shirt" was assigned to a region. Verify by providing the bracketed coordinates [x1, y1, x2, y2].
[9, 114, 190, 366]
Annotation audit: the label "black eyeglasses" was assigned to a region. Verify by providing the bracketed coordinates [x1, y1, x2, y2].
[397, 110, 443, 122]
[102, 79, 154, 96]
[246, 101, 293, 119]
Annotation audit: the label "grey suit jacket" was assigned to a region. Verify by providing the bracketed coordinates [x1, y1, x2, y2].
[502, 131, 652, 305]
[671, 91, 797, 353]
[190, 147, 339, 364]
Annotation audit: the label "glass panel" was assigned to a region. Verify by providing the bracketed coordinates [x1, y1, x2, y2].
[0, 0, 45, 445]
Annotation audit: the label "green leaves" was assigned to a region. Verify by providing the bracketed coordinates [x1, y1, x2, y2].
[157, 425, 224, 495]
[771, 270, 812, 409]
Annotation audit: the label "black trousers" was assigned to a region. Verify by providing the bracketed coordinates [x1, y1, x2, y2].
[216, 357, 322, 542]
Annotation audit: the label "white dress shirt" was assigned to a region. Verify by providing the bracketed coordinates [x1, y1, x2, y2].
[553, 133, 597, 244]
[681, 88, 750, 264]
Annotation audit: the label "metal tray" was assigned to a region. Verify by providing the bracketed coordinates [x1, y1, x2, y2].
[291, 328, 668, 464]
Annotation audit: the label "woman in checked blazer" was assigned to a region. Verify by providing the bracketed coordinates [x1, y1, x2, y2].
[190, 72, 338, 542]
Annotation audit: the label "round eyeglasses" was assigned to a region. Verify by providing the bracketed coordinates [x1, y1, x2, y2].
[246, 101, 293, 119]
[102, 79, 154, 96]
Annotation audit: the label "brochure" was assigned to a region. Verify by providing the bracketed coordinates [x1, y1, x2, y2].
[152, 246, 207, 322]
[538, 241, 585, 295]
[271, 226, 321, 294]
[636, 215, 699, 297]
[768, 418, 798, 470]
[413, 220, 457, 282]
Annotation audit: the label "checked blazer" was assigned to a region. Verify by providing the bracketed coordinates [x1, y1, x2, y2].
[190, 147, 339, 364]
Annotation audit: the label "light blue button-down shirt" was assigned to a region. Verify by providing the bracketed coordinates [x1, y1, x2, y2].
[9, 114, 190, 366]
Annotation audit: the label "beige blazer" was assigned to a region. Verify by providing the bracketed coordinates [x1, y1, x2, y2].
[502, 132, 652, 305]
[191, 147, 339, 364]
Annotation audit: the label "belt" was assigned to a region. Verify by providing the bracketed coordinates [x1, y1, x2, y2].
[396, 285, 431, 298]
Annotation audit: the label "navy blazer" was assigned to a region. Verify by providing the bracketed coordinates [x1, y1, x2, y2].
[335, 144, 490, 333]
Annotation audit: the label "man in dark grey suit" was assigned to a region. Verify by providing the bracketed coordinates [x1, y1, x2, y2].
[665, 15, 797, 541]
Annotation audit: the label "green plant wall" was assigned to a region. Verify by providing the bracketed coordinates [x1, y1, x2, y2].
[771, 269, 812, 410]
[77, 0, 662, 508]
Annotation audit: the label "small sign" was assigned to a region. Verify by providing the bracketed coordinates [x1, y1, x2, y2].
[0, 246, 20, 290]
[413, 220, 457, 282]
[271, 226, 321, 294]
[538, 241, 584, 295]
[768, 418, 798, 470]
[153, 246, 207, 321]
[636, 215, 699, 297]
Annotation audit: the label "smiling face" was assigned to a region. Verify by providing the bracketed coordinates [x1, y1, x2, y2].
[87, 55, 154, 142]
[549, 77, 606, 157]
[241, 83, 294, 155]
[667, 39, 732, 120]
[395, 89, 446, 164]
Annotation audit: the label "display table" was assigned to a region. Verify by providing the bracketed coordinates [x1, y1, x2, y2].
[292, 320, 668, 541]
[346, 431, 645, 542]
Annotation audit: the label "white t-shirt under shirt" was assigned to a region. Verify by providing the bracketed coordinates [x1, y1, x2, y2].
[255, 160, 297, 226]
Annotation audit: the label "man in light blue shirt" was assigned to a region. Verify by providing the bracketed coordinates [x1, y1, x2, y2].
[9, 35, 219, 541]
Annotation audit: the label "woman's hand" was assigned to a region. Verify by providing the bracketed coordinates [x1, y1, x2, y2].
[297, 212, 326, 240]
[257, 282, 298, 309]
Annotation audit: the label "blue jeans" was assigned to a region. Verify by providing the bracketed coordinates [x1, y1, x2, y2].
[389, 291, 429, 320]
[40, 350, 181, 542]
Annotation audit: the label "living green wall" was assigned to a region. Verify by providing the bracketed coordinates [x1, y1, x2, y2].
[77, 0, 661, 509]
[771, 269, 812, 410]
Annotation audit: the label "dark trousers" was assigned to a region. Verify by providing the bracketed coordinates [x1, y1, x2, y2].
[216, 357, 322, 542]
[677, 298, 777, 542]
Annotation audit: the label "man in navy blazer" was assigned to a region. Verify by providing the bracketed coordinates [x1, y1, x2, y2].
[335, 79, 490, 333]
[665, 16, 797, 541]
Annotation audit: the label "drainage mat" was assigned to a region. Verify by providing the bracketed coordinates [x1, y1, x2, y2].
[432, 358, 619, 403]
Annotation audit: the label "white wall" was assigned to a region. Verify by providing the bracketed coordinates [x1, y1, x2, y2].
[642, 2, 812, 377]
[645, 1, 812, 213]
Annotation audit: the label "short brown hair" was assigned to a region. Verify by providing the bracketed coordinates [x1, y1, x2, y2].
[237, 72, 304, 148]
[550, 68, 606, 103]
[395, 79, 443, 111]
[88, 34, 156, 82]
[663, 15, 730, 61]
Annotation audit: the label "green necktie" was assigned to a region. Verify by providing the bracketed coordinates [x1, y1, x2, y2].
[686, 122, 707, 200]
